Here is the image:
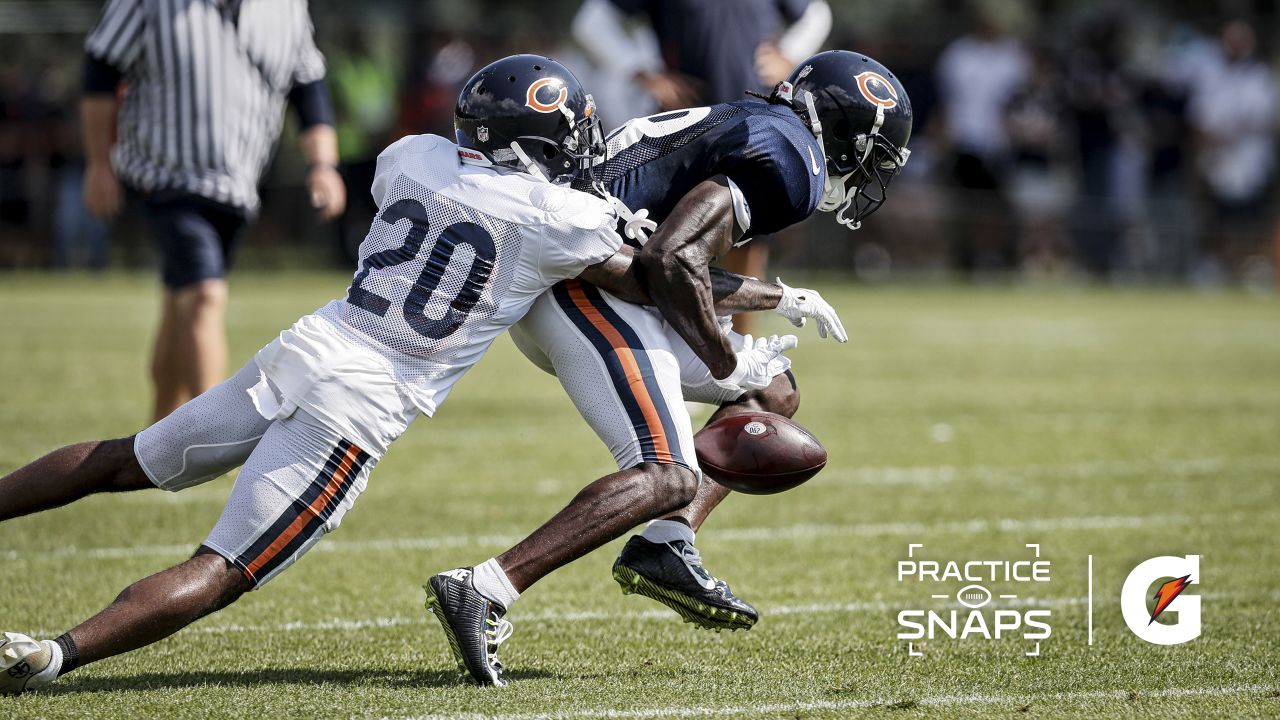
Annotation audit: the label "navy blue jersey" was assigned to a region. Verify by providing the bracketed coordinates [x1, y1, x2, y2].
[577, 99, 826, 241]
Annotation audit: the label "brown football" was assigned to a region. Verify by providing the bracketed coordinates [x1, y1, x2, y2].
[695, 413, 828, 495]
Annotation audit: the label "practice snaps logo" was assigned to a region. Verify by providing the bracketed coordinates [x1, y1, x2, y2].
[896, 543, 1052, 656]
[1121, 555, 1201, 645]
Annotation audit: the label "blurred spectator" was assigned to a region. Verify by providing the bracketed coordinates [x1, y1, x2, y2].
[1063, 10, 1140, 277]
[0, 62, 33, 264]
[565, 3, 661, 127]
[396, 33, 475, 140]
[572, 0, 831, 330]
[1137, 23, 1208, 281]
[1188, 20, 1277, 285]
[330, 27, 398, 261]
[935, 9, 1028, 274]
[1004, 47, 1072, 276]
[39, 62, 112, 271]
[573, 0, 831, 110]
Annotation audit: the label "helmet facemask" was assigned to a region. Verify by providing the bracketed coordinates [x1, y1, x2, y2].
[830, 131, 910, 230]
[811, 93, 910, 231]
[510, 95, 606, 184]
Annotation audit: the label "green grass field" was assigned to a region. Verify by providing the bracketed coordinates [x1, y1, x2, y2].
[1, 272, 1278, 718]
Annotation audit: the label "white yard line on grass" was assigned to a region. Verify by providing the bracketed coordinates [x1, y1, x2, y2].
[45, 592, 1265, 639]
[21, 596, 1061, 638]
[387, 684, 1276, 719]
[14, 509, 1269, 563]
[108, 455, 1280, 499]
[830, 455, 1280, 487]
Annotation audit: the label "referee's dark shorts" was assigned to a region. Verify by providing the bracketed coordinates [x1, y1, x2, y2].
[133, 188, 250, 289]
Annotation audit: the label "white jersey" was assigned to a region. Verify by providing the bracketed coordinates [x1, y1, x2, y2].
[251, 134, 622, 454]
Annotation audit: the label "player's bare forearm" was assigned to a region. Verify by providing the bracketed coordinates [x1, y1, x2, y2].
[581, 246, 780, 315]
[80, 96, 117, 166]
[300, 124, 339, 167]
[638, 177, 741, 379]
[81, 95, 125, 218]
[579, 245, 649, 304]
[709, 268, 783, 314]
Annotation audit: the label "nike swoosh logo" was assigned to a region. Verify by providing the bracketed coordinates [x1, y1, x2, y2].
[689, 569, 716, 590]
[808, 146, 821, 176]
[668, 544, 717, 589]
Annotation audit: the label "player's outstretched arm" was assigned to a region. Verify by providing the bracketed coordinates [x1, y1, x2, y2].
[579, 246, 785, 315]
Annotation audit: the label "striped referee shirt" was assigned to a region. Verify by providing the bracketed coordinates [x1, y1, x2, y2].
[86, 0, 327, 211]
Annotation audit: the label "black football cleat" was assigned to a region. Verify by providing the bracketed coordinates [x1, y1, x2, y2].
[424, 568, 513, 686]
[612, 535, 758, 631]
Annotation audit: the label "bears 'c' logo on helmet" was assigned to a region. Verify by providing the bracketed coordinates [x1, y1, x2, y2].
[526, 78, 569, 113]
[855, 71, 898, 109]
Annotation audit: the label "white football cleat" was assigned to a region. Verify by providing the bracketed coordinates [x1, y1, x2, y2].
[1, 632, 52, 695]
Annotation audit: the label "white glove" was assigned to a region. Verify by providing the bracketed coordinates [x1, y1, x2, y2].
[773, 277, 847, 342]
[715, 334, 798, 391]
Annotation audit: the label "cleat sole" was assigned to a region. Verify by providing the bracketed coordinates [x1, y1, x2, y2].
[612, 564, 755, 631]
[423, 582, 467, 673]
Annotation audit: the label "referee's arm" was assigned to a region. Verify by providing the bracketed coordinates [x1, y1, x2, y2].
[81, 61, 123, 220]
[80, 0, 141, 220]
[292, 81, 344, 222]
[290, 15, 345, 222]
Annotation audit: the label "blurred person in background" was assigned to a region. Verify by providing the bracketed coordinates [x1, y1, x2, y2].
[39, 61, 112, 271]
[1003, 45, 1072, 276]
[1063, 10, 1140, 278]
[565, 5, 661, 128]
[1137, 21, 1209, 281]
[934, 6, 1028, 274]
[1188, 19, 1277, 286]
[394, 31, 475, 147]
[572, 0, 831, 331]
[330, 26, 398, 262]
[80, 0, 345, 421]
[0, 61, 34, 265]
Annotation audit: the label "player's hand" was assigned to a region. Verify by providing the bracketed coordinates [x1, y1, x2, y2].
[83, 161, 122, 220]
[716, 333, 798, 391]
[774, 278, 848, 342]
[307, 164, 347, 222]
[755, 43, 795, 88]
[635, 70, 701, 111]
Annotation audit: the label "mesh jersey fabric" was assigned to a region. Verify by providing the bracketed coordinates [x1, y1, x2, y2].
[574, 99, 825, 239]
[252, 134, 623, 449]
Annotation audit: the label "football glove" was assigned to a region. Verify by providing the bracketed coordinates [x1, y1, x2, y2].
[716, 334, 798, 391]
[773, 278, 848, 342]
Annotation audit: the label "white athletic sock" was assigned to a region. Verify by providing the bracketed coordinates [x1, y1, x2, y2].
[32, 640, 62, 683]
[471, 558, 520, 611]
[642, 519, 695, 546]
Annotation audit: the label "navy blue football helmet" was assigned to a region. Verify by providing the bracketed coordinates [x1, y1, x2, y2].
[455, 55, 604, 183]
[770, 51, 913, 229]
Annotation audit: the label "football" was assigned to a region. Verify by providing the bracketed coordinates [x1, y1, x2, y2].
[695, 412, 828, 495]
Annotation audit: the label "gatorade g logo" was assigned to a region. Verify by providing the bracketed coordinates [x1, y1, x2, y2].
[1121, 555, 1201, 645]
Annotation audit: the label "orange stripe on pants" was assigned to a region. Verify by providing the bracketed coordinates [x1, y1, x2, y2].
[244, 444, 362, 579]
[565, 282, 675, 464]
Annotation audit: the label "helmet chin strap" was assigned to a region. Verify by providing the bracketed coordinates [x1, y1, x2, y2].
[818, 171, 850, 212]
[797, 87, 859, 227]
[509, 141, 548, 182]
[833, 191, 861, 230]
